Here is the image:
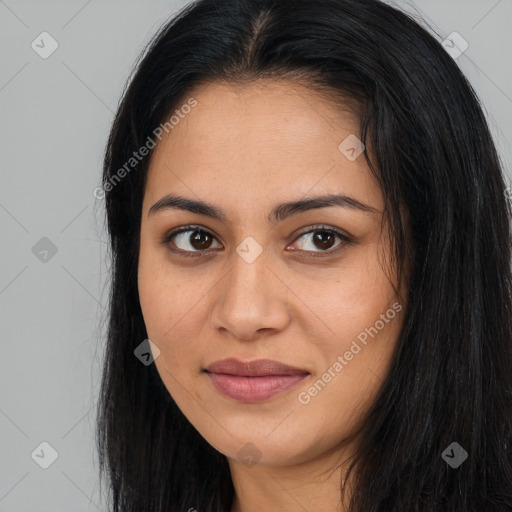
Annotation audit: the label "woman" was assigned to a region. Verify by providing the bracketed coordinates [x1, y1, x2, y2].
[96, 0, 512, 510]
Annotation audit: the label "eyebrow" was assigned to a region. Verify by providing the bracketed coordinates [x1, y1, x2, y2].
[148, 192, 379, 223]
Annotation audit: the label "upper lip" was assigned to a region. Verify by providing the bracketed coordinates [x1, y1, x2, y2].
[205, 358, 309, 377]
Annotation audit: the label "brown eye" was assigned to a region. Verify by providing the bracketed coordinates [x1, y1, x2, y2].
[188, 229, 214, 250]
[162, 226, 222, 254]
[291, 227, 349, 254]
[161, 224, 351, 258]
[313, 231, 336, 250]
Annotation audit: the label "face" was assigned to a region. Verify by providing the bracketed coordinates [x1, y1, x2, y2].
[137, 79, 405, 468]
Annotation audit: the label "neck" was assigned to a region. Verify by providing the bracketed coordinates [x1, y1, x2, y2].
[228, 443, 355, 512]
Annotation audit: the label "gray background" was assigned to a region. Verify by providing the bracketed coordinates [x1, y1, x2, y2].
[0, 1, 510, 510]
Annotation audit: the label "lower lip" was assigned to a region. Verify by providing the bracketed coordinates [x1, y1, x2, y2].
[206, 372, 308, 402]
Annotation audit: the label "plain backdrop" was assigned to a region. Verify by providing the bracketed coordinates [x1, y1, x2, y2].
[1, 0, 511, 510]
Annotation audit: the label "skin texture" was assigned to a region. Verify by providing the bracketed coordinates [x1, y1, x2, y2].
[137, 80, 406, 512]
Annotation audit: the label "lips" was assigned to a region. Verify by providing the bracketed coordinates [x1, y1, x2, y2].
[205, 358, 309, 377]
[204, 358, 309, 402]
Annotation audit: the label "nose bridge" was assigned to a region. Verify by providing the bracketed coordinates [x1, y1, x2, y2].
[226, 236, 270, 303]
[210, 236, 289, 338]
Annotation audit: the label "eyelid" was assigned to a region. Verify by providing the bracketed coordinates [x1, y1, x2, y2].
[293, 224, 353, 243]
[160, 223, 353, 257]
[160, 224, 222, 251]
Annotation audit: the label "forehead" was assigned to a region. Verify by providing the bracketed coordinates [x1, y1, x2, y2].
[143, 79, 382, 217]
[155, 79, 361, 152]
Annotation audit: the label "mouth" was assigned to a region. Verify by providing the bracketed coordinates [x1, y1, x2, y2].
[204, 358, 310, 402]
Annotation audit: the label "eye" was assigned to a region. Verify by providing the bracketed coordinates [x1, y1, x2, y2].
[160, 224, 352, 257]
[160, 225, 222, 256]
[289, 225, 351, 256]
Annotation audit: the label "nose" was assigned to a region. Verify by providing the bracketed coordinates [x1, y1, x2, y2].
[209, 247, 291, 341]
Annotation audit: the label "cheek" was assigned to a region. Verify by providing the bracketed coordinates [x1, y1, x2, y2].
[138, 248, 166, 338]
[137, 247, 209, 364]
[301, 253, 402, 427]
[138, 244, 178, 343]
[307, 248, 398, 343]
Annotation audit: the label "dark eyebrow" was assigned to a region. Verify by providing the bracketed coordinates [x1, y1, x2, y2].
[148, 192, 379, 223]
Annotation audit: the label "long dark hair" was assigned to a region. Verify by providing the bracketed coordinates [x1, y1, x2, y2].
[96, 0, 512, 510]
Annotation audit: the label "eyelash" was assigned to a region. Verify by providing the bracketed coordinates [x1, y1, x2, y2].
[159, 224, 353, 258]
